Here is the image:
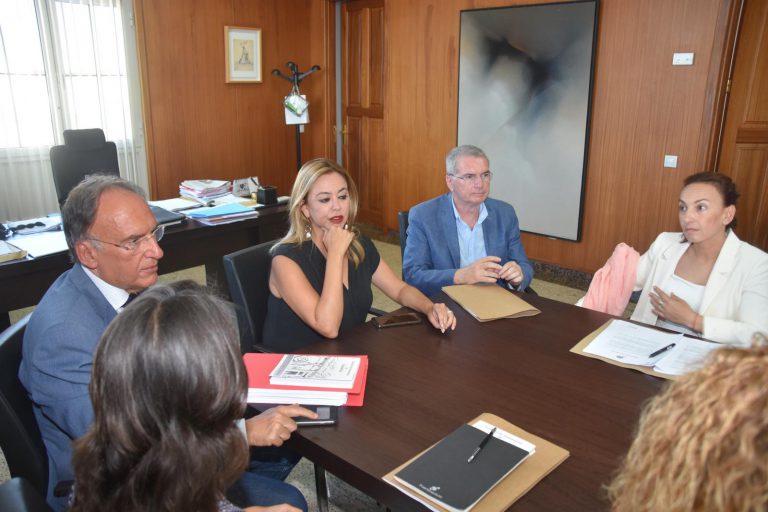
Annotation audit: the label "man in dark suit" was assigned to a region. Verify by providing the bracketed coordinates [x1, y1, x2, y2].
[19, 175, 310, 511]
[403, 145, 533, 297]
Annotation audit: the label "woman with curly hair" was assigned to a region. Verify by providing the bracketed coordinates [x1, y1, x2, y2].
[69, 281, 298, 512]
[608, 338, 768, 511]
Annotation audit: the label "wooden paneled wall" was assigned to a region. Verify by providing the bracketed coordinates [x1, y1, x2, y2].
[384, 0, 733, 272]
[134, 0, 334, 201]
[134, 0, 734, 273]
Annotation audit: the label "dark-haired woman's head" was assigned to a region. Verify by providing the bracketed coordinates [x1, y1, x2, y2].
[679, 172, 738, 244]
[70, 281, 248, 512]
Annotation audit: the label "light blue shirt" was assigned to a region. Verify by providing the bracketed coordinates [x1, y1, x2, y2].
[451, 194, 488, 268]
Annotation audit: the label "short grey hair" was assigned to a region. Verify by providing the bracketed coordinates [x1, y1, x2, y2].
[445, 145, 489, 175]
[62, 174, 146, 263]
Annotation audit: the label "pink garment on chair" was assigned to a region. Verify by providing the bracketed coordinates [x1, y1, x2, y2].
[582, 243, 640, 316]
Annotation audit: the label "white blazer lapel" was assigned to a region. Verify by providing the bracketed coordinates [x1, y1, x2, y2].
[699, 231, 740, 313]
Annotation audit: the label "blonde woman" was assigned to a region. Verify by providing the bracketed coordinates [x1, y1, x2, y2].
[608, 338, 768, 511]
[263, 158, 456, 351]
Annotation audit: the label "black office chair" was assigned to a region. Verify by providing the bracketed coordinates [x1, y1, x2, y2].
[223, 240, 277, 354]
[0, 315, 49, 499]
[0, 478, 54, 512]
[223, 240, 331, 511]
[49, 128, 119, 206]
[397, 210, 409, 268]
[398, 209, 537, 295]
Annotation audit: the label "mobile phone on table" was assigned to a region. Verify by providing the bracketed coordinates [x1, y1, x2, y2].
[294, 405, 338, 426]
[372, 311, 422, 329]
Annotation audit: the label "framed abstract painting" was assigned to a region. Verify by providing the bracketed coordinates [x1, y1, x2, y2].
[457, 0, 599, 241]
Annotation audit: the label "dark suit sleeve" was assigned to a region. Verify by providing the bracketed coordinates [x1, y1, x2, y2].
[402, 208, 457, 297]
[503, 207, 533, 291]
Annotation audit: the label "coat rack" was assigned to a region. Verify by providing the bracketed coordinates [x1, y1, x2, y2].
[272, 61, 321, 172]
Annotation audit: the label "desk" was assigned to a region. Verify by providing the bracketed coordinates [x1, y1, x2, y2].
[291, 292, 664, 511]
[0, 205, 288, 329]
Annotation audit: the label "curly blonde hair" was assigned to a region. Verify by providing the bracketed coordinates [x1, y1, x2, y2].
[608, 339, 768, 511]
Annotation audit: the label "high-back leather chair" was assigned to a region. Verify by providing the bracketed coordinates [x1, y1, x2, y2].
[49, 128, 119, 205]
[223, 240, 278, 354]
[0, 315, 49, 498]
[223, 240, 332, 510]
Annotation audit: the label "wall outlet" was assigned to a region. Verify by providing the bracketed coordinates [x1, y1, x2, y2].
[672, 53, 694, 65]
[664, 155, 678, 168]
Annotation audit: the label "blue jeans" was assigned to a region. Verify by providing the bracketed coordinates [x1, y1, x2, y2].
[226, 445, 307, 511]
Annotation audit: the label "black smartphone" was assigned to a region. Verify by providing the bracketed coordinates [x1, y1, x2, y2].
[294, 405, 338, 426]
[372, 312, 422, 329]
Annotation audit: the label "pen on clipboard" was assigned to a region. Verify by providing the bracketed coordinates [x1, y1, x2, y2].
[467, 427, 496, 463]
[649, 343, 676, 358]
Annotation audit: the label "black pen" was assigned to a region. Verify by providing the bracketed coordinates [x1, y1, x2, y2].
[649, 343, 676, 358]
[467, 427, 496, 463]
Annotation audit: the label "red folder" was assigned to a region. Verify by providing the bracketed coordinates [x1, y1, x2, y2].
[243, 353, 368, 406]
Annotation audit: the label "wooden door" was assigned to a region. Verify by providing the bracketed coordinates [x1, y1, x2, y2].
[342, 0, 385, 226]
[717, 0, 768, 250]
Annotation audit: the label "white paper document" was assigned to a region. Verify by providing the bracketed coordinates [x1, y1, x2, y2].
[652, 338, 722, 375]
[247, 388, 347, 406]
[9, 231, 68, 258]
[583, 320, 722, 376]
[149, 197, 200, 211]
[270, 355, 361, 389]
[472, 420, 536, 455]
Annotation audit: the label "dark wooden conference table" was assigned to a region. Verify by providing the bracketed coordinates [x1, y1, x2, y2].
[291, 292, 665, 511]
[0, 204, 289, 329]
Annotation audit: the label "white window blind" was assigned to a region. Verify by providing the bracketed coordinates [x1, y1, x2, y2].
[0, 0, 146, 220]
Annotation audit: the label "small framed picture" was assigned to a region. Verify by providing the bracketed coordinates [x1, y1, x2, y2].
[225, 26, 262, 83]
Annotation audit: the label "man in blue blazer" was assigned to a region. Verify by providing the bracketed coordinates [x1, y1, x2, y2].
[403, 145, 533, 297]
[19, 175, 310, 511]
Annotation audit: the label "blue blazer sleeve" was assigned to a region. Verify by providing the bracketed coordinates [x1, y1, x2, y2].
[498, 204, 533, 291]
[26, 321, 97, 439]
[403, 202, 458, 297]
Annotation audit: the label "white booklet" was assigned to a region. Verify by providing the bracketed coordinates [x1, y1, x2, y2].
[269, 355, 361, 389]
[583, 320, 722, 376]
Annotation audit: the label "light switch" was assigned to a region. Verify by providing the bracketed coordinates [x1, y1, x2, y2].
[672, 53, 694, 66]
[664, 155, 678, 168]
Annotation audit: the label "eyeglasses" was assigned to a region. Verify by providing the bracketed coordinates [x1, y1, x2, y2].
[88, 225, 165, 253]
[449, 171, 493, 184]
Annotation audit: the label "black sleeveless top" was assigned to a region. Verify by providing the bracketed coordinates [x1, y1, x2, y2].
[262, 235, 380, 351]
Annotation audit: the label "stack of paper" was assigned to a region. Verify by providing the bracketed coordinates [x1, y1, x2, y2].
[574, 319, 723, 378]
[0, 240, 27, 263]
[244, 353, 368, 406]
[186, 203, 258, 225]
[179, 179, 231, 201]
[384, 413, 569, 512]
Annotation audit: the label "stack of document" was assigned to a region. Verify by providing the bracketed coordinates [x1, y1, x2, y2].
[244, 353, 369, 406]
[384, 413, 569, 512]
[576, 320, 722, 377]
[179, 179, 231, 201]
[394, 421, 535, 512]
[186, 203, 258, 225]
[0, 240, 26, 263]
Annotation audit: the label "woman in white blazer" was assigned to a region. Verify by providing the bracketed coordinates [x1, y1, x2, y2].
[631, 172, 768, 345]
